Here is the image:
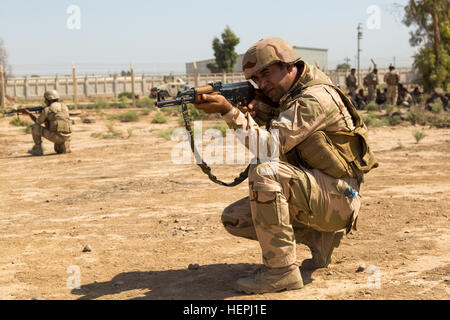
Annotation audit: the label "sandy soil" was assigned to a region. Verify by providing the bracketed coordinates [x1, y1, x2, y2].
[0, 108, 449, 300]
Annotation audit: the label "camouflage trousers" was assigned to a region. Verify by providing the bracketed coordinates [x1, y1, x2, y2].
[222, 161, 361, 269]
[367, 86, 376, 102]
[32, 124, 71, 153]
[386, 85, 398, 106]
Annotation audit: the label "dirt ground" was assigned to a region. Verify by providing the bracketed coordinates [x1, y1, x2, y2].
[0, 107, 449, 300]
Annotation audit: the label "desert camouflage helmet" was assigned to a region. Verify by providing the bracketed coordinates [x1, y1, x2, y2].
[242, 37, 301, 79]
[44, 89, 60, 101]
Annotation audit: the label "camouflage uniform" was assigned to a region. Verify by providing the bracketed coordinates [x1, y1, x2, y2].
[364, 71, 378, 102]
[30, 100, 72, 155]
[384, 68, 400, 105]
[345, 73, 357, 98]
[222, 58, 369, 271]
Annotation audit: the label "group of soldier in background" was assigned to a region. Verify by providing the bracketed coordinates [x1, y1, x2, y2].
[345, 64, 425, 110]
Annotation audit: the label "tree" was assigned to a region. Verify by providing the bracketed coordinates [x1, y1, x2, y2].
[207, 26, 240, 74]
[402, 0, 449, 91]
[336, 63, 351, 72]
[0, 38, 12, 77]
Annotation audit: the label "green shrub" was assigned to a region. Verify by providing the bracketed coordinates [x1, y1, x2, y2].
[93, 98, 109, 110]
[373, 117, 389, 127]
[362, 112, 389, 127]
[407, 107, 428, 125]
[103, 123, 122, 139]
[187, 104, 205, 120]
[362, 112, 377, 126]
[118, 111, 139, 122]
[141, 107, 156, 115]
[392, 142, 405, 150]
[136, 97, 153, 108]
[91, 123, 123, 139]
[10, 117, 32, 127]
[157, 130, 173, 140]
[118, 92, 133, 99]
[364, 101, 379, 111]
[430, 102, 443, 114]
[388, 115, 402, 126]
[107, 111, 139, 122]
[413, 130, 427, 144]
[152, 113, 167, 124]
[126, 128, 134, 139]
[385, 104, 396, 115]
[117, 102, 129, 109]
[161, 106, 180, 116]
[433, 114, 450, 128]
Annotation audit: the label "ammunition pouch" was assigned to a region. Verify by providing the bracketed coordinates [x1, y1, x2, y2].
[285, 80, 379, 181]
[55, 117, 71, 134]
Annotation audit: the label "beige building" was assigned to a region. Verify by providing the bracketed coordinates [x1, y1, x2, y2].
[186, 46, 328, 74]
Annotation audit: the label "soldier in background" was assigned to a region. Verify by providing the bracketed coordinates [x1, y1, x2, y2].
[397, 84, 414, 108]
[411, 86, 423, 105]
[363, 68, 379, 102]
[426, 87, 449, 111]
[384, 64, 400, 105]
[354, 88, 366, 110]
[345, 68, 357, 99]
[21, 90, 72, 156]
[376, 88, 387, 105]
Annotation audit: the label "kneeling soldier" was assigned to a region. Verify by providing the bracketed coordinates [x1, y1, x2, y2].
[194, 37, 378, 294]
[23, 90, 72, 156]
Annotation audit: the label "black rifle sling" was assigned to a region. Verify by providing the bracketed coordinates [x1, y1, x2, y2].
[181, 101, 249, 187]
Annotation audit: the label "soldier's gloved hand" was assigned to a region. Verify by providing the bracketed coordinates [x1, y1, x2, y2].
[241, 90, 279, 126]
[194, 93, 234, 115]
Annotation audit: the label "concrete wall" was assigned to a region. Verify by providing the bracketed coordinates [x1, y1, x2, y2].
[4, 68, 417, 100]
[3, 73, 247, 99]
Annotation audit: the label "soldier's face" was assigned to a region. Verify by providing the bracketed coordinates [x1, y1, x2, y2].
[251, 63, 296, 102]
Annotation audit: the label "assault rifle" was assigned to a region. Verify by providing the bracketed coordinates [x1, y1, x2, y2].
[5, 106, 44, 116]
[155, 81, 270, 108]
[154, 81, 276, 188]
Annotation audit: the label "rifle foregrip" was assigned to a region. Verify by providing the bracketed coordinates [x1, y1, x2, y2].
[194, 85, 215, 103]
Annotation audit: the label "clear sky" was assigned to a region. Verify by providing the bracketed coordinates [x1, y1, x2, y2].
[0, 0, 417, 76]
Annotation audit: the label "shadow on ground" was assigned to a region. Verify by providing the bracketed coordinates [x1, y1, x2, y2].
[71, 263, 317, 300]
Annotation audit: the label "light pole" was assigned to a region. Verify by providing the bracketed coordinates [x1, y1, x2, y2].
[357, 23, 363, 87]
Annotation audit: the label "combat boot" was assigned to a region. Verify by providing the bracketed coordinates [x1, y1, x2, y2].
[235, 266, 303, 294]
[27, 144, 43, 156]
[297, 229, 344, 270]
[54, 141, 71, 154]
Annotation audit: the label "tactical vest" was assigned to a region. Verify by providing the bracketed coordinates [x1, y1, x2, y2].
[284, 80, 379, 183]
[47, 103, 72, 134]
[363, 74, 371, 87]
[386, 72, 399, 86]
